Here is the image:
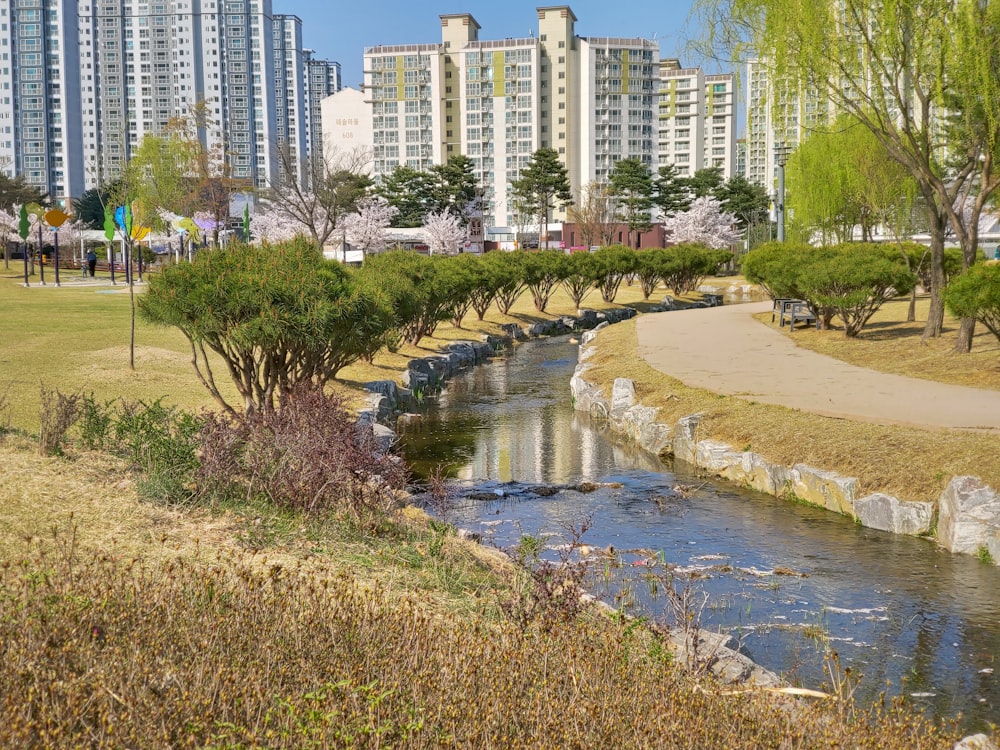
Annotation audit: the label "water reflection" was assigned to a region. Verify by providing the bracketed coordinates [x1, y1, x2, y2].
[398, 336, 1000, 731]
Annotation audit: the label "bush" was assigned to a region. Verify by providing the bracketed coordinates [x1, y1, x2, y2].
[945, 263, 1000, 343]
[591, 245, 636, 303]
[560, 251, 597, 308]
[660, 243, 732, 296]
[799, 246, 915, 336]
[197, 384, 407, 519]
[38, 385, 82, 456]
[521, 249, 567, 312]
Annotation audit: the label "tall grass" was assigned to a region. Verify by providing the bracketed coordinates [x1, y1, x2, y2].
[0, 531, 961, 749]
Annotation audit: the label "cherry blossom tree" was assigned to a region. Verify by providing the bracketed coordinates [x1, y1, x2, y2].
[663, 196, 741, 249]
[423, 209, 465, 256]
[342, 196, 398, 259]
[250, 209, 304, 244]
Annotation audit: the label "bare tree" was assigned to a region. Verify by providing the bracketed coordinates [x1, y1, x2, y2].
[567, 181, 619, 249]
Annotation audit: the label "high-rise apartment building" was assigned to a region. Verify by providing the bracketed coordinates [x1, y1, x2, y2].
[0, 0, 339, 201]
[745, 58, 832, 191]
[656, 60, 737, 179]
[303, 53, 341, 170]
[358, 6, 736, 229]
[273, 14, 308, 186]
[0, 0, 85, 200]
[362, 6, 674, 228]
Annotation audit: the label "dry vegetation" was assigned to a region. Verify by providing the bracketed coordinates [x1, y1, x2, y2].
[0, 459, 960, 748]
[584, 320, 1000, 500]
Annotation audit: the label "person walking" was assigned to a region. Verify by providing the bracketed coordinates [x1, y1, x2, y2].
[87, 248, 97, 277]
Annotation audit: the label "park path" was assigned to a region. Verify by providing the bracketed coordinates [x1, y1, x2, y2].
[635, 301, 1000, 431]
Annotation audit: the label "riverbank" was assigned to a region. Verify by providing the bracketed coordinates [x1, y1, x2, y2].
[573, 310, 1000, 562]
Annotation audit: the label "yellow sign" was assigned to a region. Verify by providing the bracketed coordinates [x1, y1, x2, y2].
[131, 226, 151, 241]
[44, 208, 70, 227]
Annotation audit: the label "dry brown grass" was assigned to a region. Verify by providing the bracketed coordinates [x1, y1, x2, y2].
[758, 297, 1000, 391]
[585, 320, 1000, 501]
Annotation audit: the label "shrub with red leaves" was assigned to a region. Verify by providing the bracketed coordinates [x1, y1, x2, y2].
[197, 384, 407, 517]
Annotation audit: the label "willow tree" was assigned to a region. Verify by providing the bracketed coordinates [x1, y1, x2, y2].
[787, 116, 918, 245]
[700, 0, 1000, 347]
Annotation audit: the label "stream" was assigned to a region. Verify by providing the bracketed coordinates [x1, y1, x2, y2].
[398, 334, 1000, 731]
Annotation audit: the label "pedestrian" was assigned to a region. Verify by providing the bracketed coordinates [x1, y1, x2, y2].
[87, 248, 97, 277]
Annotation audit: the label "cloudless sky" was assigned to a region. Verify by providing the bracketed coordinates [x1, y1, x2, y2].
[280, 0, 716, 89]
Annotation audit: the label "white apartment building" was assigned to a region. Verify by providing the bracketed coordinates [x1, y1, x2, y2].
[0, 0, 85, 200]
[0, 0, 340, 201]
[303, 53, 341, 171]
[745, 58, 831, 191]
[360, 6, 672, 229]
[656, 60, 737, 179]
[319, 87, 373, 172]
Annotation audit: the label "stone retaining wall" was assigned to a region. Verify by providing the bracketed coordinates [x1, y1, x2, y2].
[571, 340, 1000, 565]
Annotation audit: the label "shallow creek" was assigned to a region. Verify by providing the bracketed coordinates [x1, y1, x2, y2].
[398, 335, 1000, 730]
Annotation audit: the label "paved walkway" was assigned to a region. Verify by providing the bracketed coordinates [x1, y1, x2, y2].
[636, 301, 1000, 431]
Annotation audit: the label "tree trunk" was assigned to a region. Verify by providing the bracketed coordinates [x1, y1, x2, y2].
[921, 208, 947, 341]
[953, 317, 976, 354]
[907, 287, 917, 323]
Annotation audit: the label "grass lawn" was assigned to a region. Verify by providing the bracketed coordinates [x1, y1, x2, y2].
[0, 266, 660, 432]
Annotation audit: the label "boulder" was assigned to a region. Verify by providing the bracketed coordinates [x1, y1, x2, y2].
[938, 476, 1000, 555]
[955, 735, 1000, 750]
[671, 413, 702, 465]
[611, 378, 636, 414]
[717, 451, 789, 496]
[854, 493, 934, 536]
[576, 309, 600, 328]
[500, 322, 527, 341]
[787, 464, 858, 516]
[580, 321, 609, 345]
[695, 440, 742, 473]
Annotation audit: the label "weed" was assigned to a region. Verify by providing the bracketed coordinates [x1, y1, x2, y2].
[198, 384, 406, 521]
[76, 393, 115, 451]
[38, 384, 82, 455]
[978, 546, 995, 565]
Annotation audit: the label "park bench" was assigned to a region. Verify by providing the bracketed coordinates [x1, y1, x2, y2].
[774, 299, 817, 331]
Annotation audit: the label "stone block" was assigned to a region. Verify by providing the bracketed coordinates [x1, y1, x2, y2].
[611, 378, 636, 414]
[581, 321, 609, 345]
[938, 476, 1000, 555]
[717, 452, 789, 496]
[695, 439, 742, 473]
[671, 413, 702, 465]
[500, 322, 527, 341]
[788, 464, 858, 516]
[854, 493, 934, 536]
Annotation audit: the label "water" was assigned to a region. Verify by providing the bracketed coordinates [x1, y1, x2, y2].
[398, 336, 1000, 731]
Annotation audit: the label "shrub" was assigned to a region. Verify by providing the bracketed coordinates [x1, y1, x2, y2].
[800, 245, 915, 336]
[483, 249, 528, 314]
[591, 245, 636, 303]
[521, 249, 568, 312]
[140, 238, 389, 414]
[945, 263, 1000, 343]
[560, 250, 597, 308]
[38, 385, 82, 456]
[197, 384, 407, 519]
[660, 242, 733, 296]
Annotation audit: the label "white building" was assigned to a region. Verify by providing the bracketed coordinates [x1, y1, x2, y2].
[656, 60, 737, 179]
[320, 87, 374, 172]
[0, 0, 86, 200]
[303, 54, 341, 172]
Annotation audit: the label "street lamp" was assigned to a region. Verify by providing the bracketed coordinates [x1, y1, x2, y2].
[774, 142, 791, 242]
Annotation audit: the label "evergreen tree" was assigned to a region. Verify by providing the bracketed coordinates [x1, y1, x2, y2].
[608, 158, 654, 248]
[510, 148, 573, 248]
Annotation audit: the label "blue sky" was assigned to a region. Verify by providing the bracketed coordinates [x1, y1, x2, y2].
[281, 1, 710, 89]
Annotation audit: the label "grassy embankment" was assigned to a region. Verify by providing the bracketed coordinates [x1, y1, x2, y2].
[583, 295, 1000, 501]
[0, 268, 982, 746]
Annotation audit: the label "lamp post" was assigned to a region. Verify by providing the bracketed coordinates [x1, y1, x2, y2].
[774, 142, 791, 242]
[44, 208, 69, 287]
